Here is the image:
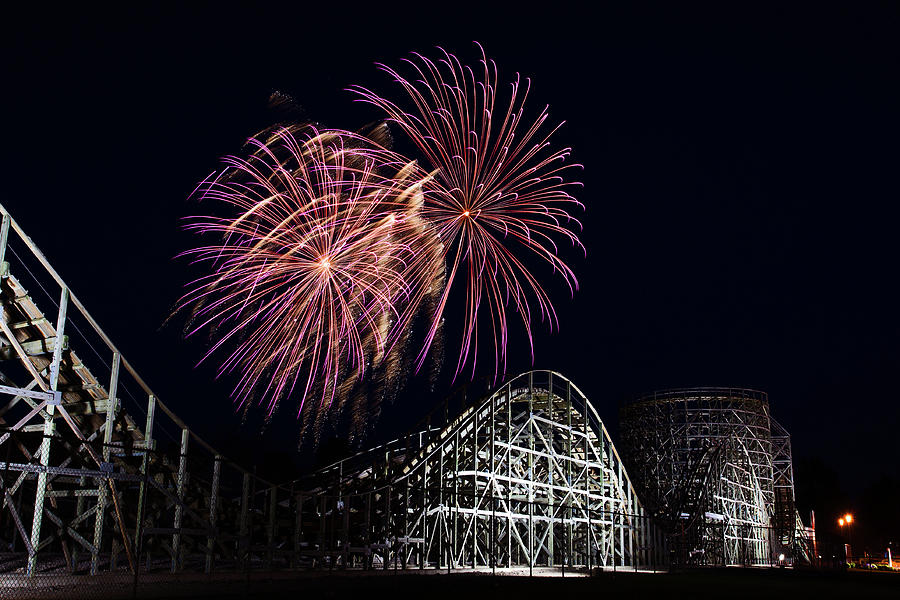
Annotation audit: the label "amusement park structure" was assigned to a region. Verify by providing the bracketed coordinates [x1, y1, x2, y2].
[296, 371, 665, 572]
[0, 203, 810, 594]
[620, 388, 813, 567]
[0, 203, 305, 582]
[0, 204, 657, 584]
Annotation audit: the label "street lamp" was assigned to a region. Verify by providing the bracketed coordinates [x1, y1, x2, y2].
[845, 514, 854, 559]
[838, 513, 854, 563]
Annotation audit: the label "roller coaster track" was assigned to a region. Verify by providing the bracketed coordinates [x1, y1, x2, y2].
[298, 371, 667, 572]
[0, 202, 812, 587]
[0, 204, 667, 585]
[0, 203, 302, 579]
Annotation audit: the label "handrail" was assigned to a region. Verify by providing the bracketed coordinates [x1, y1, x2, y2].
[0, 201, 280, 487]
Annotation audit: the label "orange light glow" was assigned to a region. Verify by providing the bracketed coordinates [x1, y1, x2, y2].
[462, 210, 470, 218]
[845, 513, 853, 524]
[838, 518, 844, 526]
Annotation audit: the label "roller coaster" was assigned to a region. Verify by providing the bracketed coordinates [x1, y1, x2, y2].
[0, 204, 658, 588]
[0, 203, 810, 596]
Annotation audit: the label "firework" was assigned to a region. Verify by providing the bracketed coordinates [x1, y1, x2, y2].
[178, 125, 434, 419]
[350, 43, 584, 380]
[179, 45, 583, 436]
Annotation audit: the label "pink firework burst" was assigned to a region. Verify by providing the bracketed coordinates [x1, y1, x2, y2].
[350, 43, 584, 380]
[178, 126, 430, 417]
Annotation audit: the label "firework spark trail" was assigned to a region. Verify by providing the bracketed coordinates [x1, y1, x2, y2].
[178, 126, 432, 418]
[349, 42, 585, 381]
[178, 44, 583, 436]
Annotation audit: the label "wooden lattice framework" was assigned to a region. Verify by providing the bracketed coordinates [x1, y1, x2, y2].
[0, 203, 304, 578]
[296, 371, 666, 572]
[619, 388, 811, 566]
[0, 203, 668, 582]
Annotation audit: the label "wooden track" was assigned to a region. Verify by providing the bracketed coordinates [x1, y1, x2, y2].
[0, 204, 301, 578]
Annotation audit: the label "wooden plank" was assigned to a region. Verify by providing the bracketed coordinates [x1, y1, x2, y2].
[0, 384, 54, 402]
[7, 317, 48, 330]
[0, 317, 49, 392]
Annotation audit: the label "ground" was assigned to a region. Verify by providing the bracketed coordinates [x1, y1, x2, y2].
[3, 568, 898, 600]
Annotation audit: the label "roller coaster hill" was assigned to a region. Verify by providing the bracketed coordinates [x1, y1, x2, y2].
[0, 203, 813, 595]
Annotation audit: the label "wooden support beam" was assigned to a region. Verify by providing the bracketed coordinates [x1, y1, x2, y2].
[205, 455, 221, 573]
[0, 384, 53, 403]
[134, 395, 155, 572]
[26, 286, 66, 576]
[0, 204, 303, 579]
[4, 489, 35, 558]
[0, 400, 48, 447]
[90, 350, 119, 576]
[293, 492, 303, 568]
[0, 336, 64, 361]
[0, 317, 49, 393]
[267, 485, 277, 569]
[0, 212, 9, 267]
[6, 317, 48, 330]
[583, 390, 592, 571]
[172, 427, 189, 573]
[239, 472, 250, 568]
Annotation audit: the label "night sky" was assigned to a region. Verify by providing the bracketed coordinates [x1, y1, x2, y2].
[3, 4, 898, 542]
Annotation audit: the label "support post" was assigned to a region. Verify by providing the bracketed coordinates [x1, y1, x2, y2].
[0, 212, 9, 269]
[134, 394, 156, 567]
[628, 485, 634, 569]
[205, 455, 222, 573]
[618, 458, 625, 567]
[471, 409, 477, 567]
[528, 372, 533, 573]
[490, 388, 496, 573]
[403, 477, 409, 568]
[91, 350, 119, 574]
[452, 431, 458, 568]
[507, 382, 512, 568]
[385, 486, 392, 570]
[267, 485, 277, 569]
[566, 381, 573, 567]
[584, 394, 592, 572]
[239, 472, 250, 567]
[437, 445, 444, 569]
[27, 287, 67, 576]
[293, 492, 302, 568]
[171, 427, 189, 572]
[547, 374, 554, 568]
[421, 459, 428, 569]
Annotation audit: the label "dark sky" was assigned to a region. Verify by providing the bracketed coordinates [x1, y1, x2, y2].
[3, 3, 898, 513]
